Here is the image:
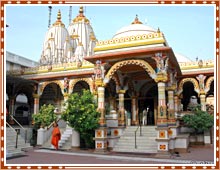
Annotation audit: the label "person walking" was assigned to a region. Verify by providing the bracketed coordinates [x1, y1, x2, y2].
[51, 122, 61, 150]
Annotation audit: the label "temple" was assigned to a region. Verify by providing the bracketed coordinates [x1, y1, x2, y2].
[6, 7, 214, 155]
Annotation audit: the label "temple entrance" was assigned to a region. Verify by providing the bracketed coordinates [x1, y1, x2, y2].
[139, 98, 155, 126]
[103, 59, 157, 127]
[139, 84, 157, 126]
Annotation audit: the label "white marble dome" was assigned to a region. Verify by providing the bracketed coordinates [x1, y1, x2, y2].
[68, 6, 97, 58]
[113, 15, 157, 39]
[40, 10, 73, 65]
[175, 52, 193, 63]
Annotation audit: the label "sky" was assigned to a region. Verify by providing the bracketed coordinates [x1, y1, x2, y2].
[5, 4, 215, 62]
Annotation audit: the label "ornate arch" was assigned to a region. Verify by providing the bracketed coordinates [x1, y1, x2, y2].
[40, 80, 63, 94]
[69, 78, 93, 93]
[177, 78, 200, 95]
[112, 74, 121, 87]
[205, 76, 214, 93]
[104, 59, 156, 85]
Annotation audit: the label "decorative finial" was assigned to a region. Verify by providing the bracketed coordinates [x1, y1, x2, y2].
[79, 6, 84, 14]
[131, 14, 142, 24]
[157, 27, 161, 33]
[52, 10, 65, 27]
[57, 10, 61, 20]
[72, 6, 89, 23]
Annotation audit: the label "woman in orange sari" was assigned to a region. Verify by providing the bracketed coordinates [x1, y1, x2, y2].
[51, 122, 61, 150]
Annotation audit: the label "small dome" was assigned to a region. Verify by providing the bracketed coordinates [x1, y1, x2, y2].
[113, 15, 156, 39]
[175, 53, 193, 63]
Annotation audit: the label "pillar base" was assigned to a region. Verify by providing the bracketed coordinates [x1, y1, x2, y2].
[168, 119, 177, 126]
[94, 128, 108, 153]
[94, 148, 108, 154]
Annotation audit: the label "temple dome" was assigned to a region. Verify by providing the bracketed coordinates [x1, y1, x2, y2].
[40, 10, 73, 65]
[68, 6, 97, 58]
[113, 15, 157, 39]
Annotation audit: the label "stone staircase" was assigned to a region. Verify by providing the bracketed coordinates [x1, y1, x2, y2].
[113, 126, 158, 153]
[6, 127, 32, 159]
[42, 127, 72, 150]
[58, 127, 72, 149]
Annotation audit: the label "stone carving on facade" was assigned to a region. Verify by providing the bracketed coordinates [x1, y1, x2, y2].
[196, 74, 206, 92]
[153, 52, 169, 74]
[63, 77, 69, 93]
[94, 60, 105, 80]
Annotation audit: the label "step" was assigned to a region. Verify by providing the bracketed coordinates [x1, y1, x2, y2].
[6, 150, 25, 159]
[113, 148, 157, 153]
[112, 126, 158, 154]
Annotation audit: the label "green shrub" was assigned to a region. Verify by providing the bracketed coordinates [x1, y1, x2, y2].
[182, 105, 214, 134]
[61, 90, 100, 148]
[32, 104, 57, 129]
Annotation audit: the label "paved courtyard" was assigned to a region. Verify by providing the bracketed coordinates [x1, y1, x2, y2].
[5, 145, 215, 166]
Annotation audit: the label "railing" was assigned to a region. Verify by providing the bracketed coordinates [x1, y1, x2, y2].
[9, 115, 27, 143]
[134, 124, 142, 149]
[6, 122, 19, 148]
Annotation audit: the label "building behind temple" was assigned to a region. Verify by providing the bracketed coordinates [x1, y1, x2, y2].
[6, 6, 214, 155]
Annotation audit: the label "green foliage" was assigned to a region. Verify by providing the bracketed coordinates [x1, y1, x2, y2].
[182, 105, 214, 134]
[61, 90, 100, 148]
[32, 104, 57, 129]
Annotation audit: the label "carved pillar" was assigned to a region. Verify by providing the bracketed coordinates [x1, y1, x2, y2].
[174, 95, 178, 114]
[118, 90, 126, 127]
[132, 96, 138, 125]
[8, 96, 15, 116]
[8, 96, 15, 124]
[97, 85, 106, 126]
[200, 92, 206, 111]
[166, 86, 176, 126]
[94, 79, 107, 153]
[155, 72, 170, 157]
[33, 94, 40, 114]
[196, 74, 206, 111]
[157, 81, 167, 127]
[166, 86, 178, 153]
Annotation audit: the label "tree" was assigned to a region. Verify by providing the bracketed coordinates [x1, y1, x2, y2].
[32, 104, 57, 129]
[61, 90, 100, 148]
[182, 105, 214, 135]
